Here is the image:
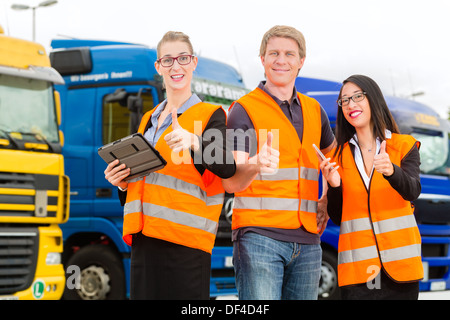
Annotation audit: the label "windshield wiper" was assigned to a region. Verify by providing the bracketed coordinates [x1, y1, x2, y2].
[0, 129, 54, 152]
[0, 128, 21, 149]
[18, 131, 55, 153]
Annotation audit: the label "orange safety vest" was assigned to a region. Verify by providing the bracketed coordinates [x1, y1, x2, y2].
[122, 102, 226, 254]
[231, 87, 322, 233]
[336, 133, 423, 287]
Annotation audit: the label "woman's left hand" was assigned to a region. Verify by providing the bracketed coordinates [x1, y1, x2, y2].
[164, 110, 200, 152]
[374, 140, 394, 176]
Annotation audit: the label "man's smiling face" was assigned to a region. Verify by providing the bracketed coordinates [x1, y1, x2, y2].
[261, 36, 305, 89]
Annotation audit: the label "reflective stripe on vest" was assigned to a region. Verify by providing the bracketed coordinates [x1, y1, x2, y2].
[339, 214, 421, 264]
[340, 214, 419, 235]
[124, 200, 218, 235]
[339, 244, 421, 265]
[233, 196, 317, 214]
[144, 172, 224, 207]
[252, 167, 319, 181]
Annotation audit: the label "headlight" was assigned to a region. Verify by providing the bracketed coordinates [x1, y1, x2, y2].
[46, 252, 61, 265]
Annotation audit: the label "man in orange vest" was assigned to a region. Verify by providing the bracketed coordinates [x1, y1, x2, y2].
[223, 25, 336, 300]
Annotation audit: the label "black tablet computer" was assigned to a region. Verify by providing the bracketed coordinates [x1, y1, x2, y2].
[98, 133, 167, 181]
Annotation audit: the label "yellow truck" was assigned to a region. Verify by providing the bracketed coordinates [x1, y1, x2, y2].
[0, 30, 69, 299]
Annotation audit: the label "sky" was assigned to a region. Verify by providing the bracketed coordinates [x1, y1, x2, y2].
[1, 0, 450, 119]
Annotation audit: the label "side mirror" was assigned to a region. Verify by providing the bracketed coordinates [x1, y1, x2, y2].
[127, 89, 146, 134]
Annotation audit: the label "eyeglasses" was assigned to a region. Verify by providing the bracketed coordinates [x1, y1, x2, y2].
[157, 55, 194, 67]
[337, 92, 367, 107]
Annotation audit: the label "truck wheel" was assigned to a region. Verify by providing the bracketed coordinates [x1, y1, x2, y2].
[319, 249, 340, 300]
[63, 244, 126, 300]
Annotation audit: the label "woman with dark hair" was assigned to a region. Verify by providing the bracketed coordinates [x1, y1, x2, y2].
[321, 74, 423, 299]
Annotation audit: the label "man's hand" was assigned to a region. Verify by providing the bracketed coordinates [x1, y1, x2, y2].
[250, 131, 280, 174]
[317, 196, 329, 236]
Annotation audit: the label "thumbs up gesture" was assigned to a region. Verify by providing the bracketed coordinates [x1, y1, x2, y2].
[373, 140, 394, 176]
[164, 109, 200, 152]
[255, 131, 280, 174]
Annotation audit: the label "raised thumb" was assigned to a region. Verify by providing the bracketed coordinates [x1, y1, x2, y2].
[171, 109, 180, 129]
[266, 131, 273, 148]
[380, 140, 387, 154]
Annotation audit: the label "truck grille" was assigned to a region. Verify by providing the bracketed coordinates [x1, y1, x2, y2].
[0, 226, 39, 295]
[0, 172, 59, 218]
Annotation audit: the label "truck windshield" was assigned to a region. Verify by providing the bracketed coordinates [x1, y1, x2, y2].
[0, 73, 59, 144]
[411, 128, 450, 177]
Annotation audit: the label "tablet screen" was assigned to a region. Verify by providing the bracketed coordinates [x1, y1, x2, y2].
[98, 133, 167, 181]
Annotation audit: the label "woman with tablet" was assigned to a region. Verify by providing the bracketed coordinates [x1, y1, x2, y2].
[104, 31, 235, 300]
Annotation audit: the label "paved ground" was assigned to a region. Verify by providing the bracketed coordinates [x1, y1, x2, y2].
[217, 290, 450, 300]
[419, 290, 450, 300]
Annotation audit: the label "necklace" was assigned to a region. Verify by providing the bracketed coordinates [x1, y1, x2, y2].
[358, 140, 376, 152]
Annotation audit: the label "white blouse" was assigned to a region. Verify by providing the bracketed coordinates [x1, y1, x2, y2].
[348, 130, 392, 189]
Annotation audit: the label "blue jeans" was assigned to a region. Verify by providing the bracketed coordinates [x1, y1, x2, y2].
[233, 232, 322, 300]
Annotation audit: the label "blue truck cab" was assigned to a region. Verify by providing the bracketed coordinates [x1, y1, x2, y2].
[50, 39, 247, 299]
[296, 77, 450, 299]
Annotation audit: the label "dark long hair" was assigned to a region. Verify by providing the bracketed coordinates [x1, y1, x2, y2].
[334, 74, 399, 162]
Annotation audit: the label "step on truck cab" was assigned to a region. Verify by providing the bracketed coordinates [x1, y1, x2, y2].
[0, 32, 69, 299]
[50, 39, 247, 299]
[295, 77, 450, 299]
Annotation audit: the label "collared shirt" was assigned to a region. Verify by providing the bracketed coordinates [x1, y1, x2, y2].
[144, 93, 202, 146]
[227, 81, 334, 156]
[349, 130, 392, 189]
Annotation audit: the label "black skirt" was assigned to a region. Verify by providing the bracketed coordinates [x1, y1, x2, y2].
[130, 232, 211, 300]
[340, 268, 419, 300]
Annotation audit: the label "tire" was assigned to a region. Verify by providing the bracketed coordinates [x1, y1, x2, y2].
[319, 249, 340, 300]
[63, 244, 126, 300]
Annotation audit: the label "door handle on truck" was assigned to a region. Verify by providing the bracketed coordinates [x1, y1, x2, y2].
[96, 188, 112, 198]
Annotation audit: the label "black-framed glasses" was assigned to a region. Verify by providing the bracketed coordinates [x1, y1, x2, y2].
[337, 92, 367, 107]
[157, 55, 194, 67]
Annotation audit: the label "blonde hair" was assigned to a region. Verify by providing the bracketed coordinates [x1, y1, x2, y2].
[156, 31, 194, 58]
[259, 25, 306, 58]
